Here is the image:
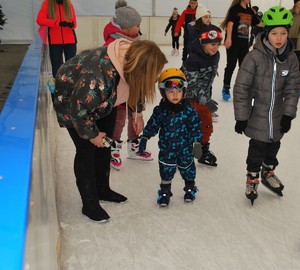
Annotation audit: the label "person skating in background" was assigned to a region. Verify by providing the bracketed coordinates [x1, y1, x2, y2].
[187, 5, 211, 55]
[53, 39, 167, 222]
[103, 0, 153, 171]
[36, 0, 77, 99]
[186, 5, 219, 123]
[164, 7, 181, 56]
[138, 68, 202, 207]
[248, 6, 263, 48]
[233, 6, 300, 205]
[182, 24, 223, 167]
[289, 0, 300, 74]
[220, 0, 262, 101]
[174, 0, 198, 63]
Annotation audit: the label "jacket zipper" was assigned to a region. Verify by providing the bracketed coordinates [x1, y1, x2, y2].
[268, 57, 277, 139]
[58, 5, 65, 44]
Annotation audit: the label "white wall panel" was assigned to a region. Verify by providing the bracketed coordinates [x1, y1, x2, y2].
[0, 0, 296, 44]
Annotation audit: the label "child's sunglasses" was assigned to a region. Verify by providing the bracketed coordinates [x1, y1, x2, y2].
[159, 78, 187, 91]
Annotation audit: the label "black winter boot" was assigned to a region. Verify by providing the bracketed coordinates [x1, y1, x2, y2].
[98, 189, 128, 203]
[82, 200, 110, 223]
[76, 177, 110, 222]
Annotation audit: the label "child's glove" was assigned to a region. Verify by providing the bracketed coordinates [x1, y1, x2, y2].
[138, 137, 148, 154]
[207, 99, 218, 113]
[193, 142, 202, 159]
[280, 115, 293, 133]
[235, 120, 247, 134]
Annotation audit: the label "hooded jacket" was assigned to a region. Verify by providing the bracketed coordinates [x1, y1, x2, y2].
[142, 99, 201, 167]
[182, 39, 220, 105]
[53, 38, 131, 139]
[234, 33, 300, 143]
[103, 18, 141, 46]
[36, 0, 77, 44]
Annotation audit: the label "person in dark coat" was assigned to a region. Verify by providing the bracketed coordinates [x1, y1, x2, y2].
[182, 24, 223, 167]
[164, 7, 181, 56]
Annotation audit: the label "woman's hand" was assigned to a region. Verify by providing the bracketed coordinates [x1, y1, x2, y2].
[132, 112, 144, 135]
[89, 132, 106, 148]
[224, 38, 232, 49]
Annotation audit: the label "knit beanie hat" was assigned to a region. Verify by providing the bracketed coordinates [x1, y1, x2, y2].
[115, 0, 142, 29]
[195, 6, 211, 20]
[199, 24, 223, 45]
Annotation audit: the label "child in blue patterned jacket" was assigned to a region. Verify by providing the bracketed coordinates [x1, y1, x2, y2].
[139, 68, 202, 207]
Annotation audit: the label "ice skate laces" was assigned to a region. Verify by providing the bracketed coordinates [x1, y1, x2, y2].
[263, 171, 281, 188]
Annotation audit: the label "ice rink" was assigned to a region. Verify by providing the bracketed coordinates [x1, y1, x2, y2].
[55, 45, 300, 270]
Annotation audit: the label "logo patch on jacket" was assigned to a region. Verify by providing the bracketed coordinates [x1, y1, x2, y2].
[281, 70, 289, 76]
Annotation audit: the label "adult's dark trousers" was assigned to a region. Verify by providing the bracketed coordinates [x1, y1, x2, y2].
[172, 36, 179, 50]
[223, 41, 249, 86]
[66, 107, 117, 203]
[182, 32, 189, 63]
[246, 139, 281, 173]
[49, 43, 77, 78]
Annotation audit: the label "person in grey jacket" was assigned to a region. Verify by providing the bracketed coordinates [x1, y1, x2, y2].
[233, 6, 300, 205]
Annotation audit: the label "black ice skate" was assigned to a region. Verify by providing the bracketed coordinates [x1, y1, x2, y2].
[157, 187, 173, 207]
[183, 185, 198, 202]
[245, 172, 260, 205]
[198, 143, 217, 167]
[261, 164, 284, 197]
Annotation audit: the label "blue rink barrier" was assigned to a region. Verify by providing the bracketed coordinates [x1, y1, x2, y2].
[0, 34, 59, 270]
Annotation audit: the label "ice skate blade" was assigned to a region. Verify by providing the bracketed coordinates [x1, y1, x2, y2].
[261, 180, 283, 197]
[198, 160, 217, 167]
[127, 156, 154, 161]
[159, 203, 169, 207]
[110, 165, 121, 171]
[246, 193, 257, 205]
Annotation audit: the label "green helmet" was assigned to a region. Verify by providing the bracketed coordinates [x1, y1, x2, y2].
[262, 6, 293, 28]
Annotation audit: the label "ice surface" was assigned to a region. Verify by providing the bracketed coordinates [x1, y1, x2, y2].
[55, 46, 300, 270]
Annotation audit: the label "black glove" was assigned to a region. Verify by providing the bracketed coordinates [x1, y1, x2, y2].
[207, 99, 218, 113]
[138, 137, 148, 154]
[59, 21, 74, 28]
[66, 22, 74, 28]
[280, 115, 293, 133]
[59, 21, 69, 27]
[235, 120, 247, 134]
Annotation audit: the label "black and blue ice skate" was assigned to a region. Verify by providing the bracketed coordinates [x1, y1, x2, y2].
[222, 85, 231, 101]
[183, 186, 198, 202]
[157, 189, 173, 207]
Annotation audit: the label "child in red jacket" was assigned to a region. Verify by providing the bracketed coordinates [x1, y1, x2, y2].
[174, 0, 198, 63]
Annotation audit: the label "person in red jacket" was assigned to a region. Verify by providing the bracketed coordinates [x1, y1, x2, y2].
[174, 0, 198, 63]
[36, 0, 77, 96]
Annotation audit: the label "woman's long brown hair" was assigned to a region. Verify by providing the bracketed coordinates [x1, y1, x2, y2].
[124, 40, 168, 109]
[48, 0, 72, 21]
